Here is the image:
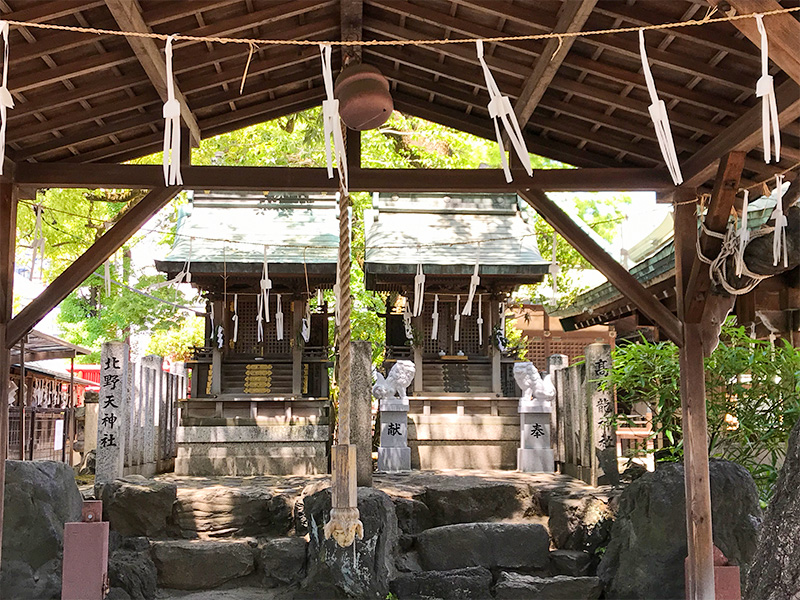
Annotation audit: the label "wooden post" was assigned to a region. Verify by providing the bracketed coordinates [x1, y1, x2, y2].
[674, 189, 715, 600]
[19, 336, 26, 460]
[0, 182, 17, 567]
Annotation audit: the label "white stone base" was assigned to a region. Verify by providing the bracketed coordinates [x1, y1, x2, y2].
[518, 448, 555, 473]
[378, 446, 411, 472]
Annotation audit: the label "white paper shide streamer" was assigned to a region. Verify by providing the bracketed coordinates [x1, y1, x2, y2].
[431, 294, 440, 341]
[755, 14, 780, 164]
[413, 264, 426, 317]
[736, 189, 750, 277]
[320, 43, 348, 194]
[639, 29, 682, 185]
[162, 35, 183, 186]
[302, 301, 311, 343]
[403, 301, 413, 341]
[275, 294, 284, 341]
[0, 21, 12, 175]
[232, 294, 239, 343]
[30, 203, 45, 280]
[217, 325, 224, 349]
[476, 294, 484, 346]
[476, 39, 532, 183]
[771, 175, 787, 267]
[256, 292, 264, 342]
[261, 247, 272, 323]
[454, 295, 461, 343]
[462, 261, 480, 316]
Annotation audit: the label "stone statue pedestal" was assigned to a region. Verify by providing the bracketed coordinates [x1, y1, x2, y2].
[518, 400, 554, 473]
[378, 400, 411, 472]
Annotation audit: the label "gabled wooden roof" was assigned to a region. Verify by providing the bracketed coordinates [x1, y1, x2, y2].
[3, 0, 799, 189]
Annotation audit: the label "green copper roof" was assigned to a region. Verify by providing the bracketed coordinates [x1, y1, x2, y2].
[160, 191, 340, 267]
[364, 193, 549, 277]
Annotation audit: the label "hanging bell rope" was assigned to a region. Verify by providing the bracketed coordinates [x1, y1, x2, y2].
[639, 29, 682, 185]
[431, 293, 440, 341]
[771, 174, 787, 267]
[476, 39, 532, 183]
[0, 21, 12, 176]
[413, 263, 426, 317]
[162, 35, 183, 186]
[755, 14, 780, 164]
[275, 293, 284, 341]
[320, 43, 348, 195]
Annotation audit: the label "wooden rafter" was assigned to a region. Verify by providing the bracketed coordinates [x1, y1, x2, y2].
[518, 188, 683, 345]
[6, 187, 181, 346]
[104, 0, 201, 146]
[706, 0, 800, 86]
[513, 0, 597, 126]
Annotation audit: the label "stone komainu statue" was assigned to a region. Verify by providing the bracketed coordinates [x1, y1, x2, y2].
[372, 359, 415, 403]
[513, 361, 555, 404]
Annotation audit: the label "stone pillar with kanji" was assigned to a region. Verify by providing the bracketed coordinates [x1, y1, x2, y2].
[96, 342, 129, 484]
[375, 360, 414, 472]
[515, 361, 555, 472]
[585, 343, 620, 485]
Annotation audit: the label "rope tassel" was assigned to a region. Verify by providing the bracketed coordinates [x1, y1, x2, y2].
[476, 39, 532, 183]
[162, 35, 183, 186]
[0, 21, 12, 175]
[639, 29, 682, 185]
[755, 14, 781, 164]
[771, 174, 787, 267]
[320, 43, 348, 195]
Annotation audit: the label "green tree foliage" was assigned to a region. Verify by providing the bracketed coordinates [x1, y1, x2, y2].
[607, 324, 800, 501]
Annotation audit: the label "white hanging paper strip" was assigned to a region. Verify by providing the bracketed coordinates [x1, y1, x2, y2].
[30, 203, 44, 280]
[476, 39, 532, 183]
[185, 237, 192, 284]
[152, 236, 193, 289]
[162, 35, 183, 186]
[413, 263, 426, 317]
[639, 29, 683, 185]
[210, 303, 215, 331]
[500, 300, 506, 335]
[462, 262, 480, 316]
[771, 174, 787, 267]
[319, 43, 348, 195]
[549, 232, 560, 299]
[476, 294, 484, 346]
[256, 292, 264, 343]
[232, 294, 239, 343]
[736, 189, 750, 277]
[755, 15, 781, 164]
[454, 295, 461, 343]
[217, 325, 224, 349]
[261, 246, 272, 323]
[302, 301, 311, 343]
[275, 294, 284, 341]
[0, 21, 12, 176]
[431, 294, 440, 341]
[403, 301, 413, 340]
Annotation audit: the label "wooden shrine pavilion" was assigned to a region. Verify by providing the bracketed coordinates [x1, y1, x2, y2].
[365, 192, 549, 468]
[155, 190, 337, 475]
[1, 0, 800, 594]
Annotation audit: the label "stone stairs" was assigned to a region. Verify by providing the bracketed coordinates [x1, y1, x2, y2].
[98, 472, 616, 599]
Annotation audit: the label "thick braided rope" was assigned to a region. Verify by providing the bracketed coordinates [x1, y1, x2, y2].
[336, 161, 352, 445]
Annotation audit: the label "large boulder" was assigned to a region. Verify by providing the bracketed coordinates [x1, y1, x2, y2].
[256, 537, 307, 586]
[0, 460, 83, 599]
[548, 493, 615, 554]
[422, 480, 536, 526]
[494, 572, 602, 599]
[598, 460, 761, 599]
[174, 485, 294, 538]
[96, 476, 176, 537]
[107, 536, 157, 599]
[150, 539, 255, 590]
[301, 487, 399, 599]
[393, 497, 433, 535]
[416, 522, 550, 572]
[390, 566, 493, 600]
[745, 418, 800, 599]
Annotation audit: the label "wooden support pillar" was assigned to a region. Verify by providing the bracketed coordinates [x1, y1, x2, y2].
[19, 336, 26, 460]
[674, 189, 715, 600]
[292, 299, 303, 396]
[490, 299, 502, 394]
[0, 181, 18, 567]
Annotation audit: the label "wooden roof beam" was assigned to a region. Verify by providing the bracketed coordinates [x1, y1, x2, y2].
[706, 0, 800, 86]
[683, 78, 800, 186]
[6, 186, 182, 347]
[519, 188, 683, 346]
[104, 0, 201, 146]
[514, 0, 597, 126]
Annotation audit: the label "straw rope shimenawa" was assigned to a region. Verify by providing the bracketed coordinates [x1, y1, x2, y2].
[2, 6, 799, 47]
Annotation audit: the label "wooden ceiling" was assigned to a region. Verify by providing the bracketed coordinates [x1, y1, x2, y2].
[2, 0, 800, 189]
